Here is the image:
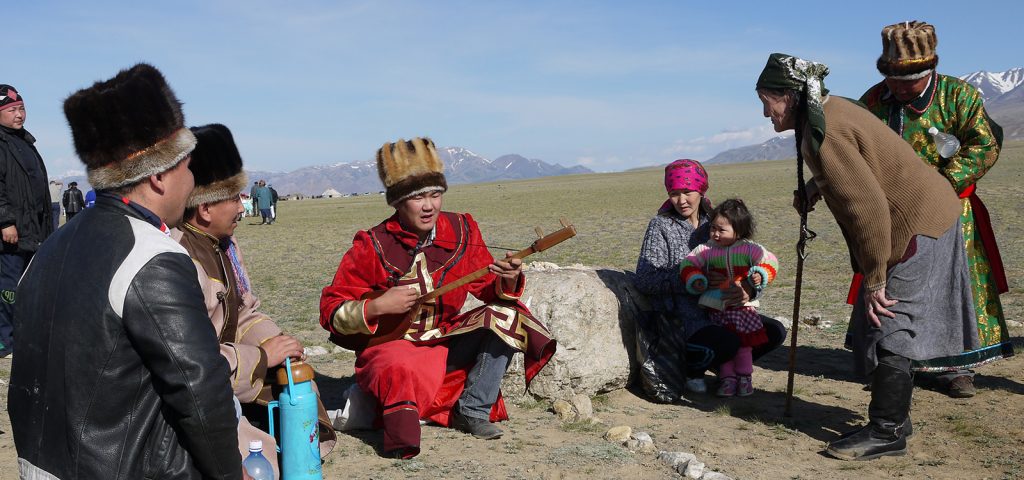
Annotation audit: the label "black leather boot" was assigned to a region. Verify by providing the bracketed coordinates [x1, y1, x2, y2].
[826, 358, 912, 460]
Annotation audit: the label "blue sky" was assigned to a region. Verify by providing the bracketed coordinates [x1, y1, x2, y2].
[8, 0, 1022, 175]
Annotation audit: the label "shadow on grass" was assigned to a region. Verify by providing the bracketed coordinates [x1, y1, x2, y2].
[755, 344, 861, 384]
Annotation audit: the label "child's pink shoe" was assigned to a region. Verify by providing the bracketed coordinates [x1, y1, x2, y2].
[716, 377, 737, 397]
[737, 376, 754, 397]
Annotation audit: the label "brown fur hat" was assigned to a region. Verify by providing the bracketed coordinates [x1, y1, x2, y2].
[63, 63, 196, 190]
[186, 124, 248, 207]
[877, 21, 939, 79]
[377, 137, 447, 206]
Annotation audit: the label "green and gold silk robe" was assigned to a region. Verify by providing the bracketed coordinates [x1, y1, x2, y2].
[861, 73, 1011, 371]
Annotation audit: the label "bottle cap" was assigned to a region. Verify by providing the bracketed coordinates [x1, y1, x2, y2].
[248, 440, 263, 452]
[928, 126, 938, 135]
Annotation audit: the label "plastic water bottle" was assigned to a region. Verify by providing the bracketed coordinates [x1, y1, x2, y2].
[928, 127, 960, 159]
[243, 440, 275, 480]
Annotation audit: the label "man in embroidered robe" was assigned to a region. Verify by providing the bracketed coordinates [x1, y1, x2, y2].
[320, 137, 555, 459]
[860, 20, 1010, 398]
[172, 124, 336, 476]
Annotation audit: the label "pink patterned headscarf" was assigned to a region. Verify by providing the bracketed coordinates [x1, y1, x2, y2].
[659, 159, 709, 213]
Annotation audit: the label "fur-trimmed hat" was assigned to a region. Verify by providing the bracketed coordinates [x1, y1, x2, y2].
[877, 21, 938, 80]
[186, 124, 248, 207]
[0, 85, 23, 110]
[63, 63, 196, 190]
[377, 137, 447, 206]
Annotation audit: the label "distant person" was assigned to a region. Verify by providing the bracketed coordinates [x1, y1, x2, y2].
[62, 181, 86, 222]
[48, 180, 63, 229]
[679, 199, 779, 397]
[241, 193, 254, 217]
[253, 179, 274, 224]
[8, 63, 241, 478]
[859, 20, 1009, 398]
[0, 84, 54, 358]
[320, 137, 554, 458]
[250, 180, 260, 214]
[84, 188, 96, 208]
[757, 52, 976, 460]
[633, 159, 786, 402]
[174, 124, 336, 477]
[268, 184, 279, 221]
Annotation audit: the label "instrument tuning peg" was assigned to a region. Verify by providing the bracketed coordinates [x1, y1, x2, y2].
[534, 227, 545, 238]
[559, 218, 570, 228]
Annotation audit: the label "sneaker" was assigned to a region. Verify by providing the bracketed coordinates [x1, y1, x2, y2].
[716, 377, 737, 397]
[737, 376, 754, 397]
[948, 375, 976, 398]
[451, 410, 503, 439]
[685, 378, 707, 394]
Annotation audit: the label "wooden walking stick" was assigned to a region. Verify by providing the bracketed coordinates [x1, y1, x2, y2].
[785, 160, 816, 418]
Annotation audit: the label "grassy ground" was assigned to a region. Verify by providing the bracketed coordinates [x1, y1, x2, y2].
[0, 142, 1021, 479]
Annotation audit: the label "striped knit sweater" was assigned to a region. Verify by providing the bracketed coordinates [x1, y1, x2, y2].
[679, 239, 779, 310]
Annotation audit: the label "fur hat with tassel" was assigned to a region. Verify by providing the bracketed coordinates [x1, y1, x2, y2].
[377, 137, 447, 206]
[186, 124, 247, 207]
[63, 63, 196, 190]
[876, 21, 939, 80]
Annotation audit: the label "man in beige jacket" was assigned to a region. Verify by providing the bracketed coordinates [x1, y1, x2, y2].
[172, 123, 336, 476]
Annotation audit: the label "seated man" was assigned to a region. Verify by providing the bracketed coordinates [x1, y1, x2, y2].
[172, 124, 336, 475]
[320, 137, 555, 458]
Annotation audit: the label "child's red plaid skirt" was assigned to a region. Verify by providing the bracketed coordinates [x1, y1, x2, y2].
[710, 306, 767, 347]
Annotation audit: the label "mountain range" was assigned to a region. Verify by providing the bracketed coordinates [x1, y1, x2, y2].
[706, 67, 1024, 165]
[246, 147, 592, 196]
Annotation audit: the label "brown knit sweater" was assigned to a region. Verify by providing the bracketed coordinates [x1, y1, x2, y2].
[803, 96, 961, 291]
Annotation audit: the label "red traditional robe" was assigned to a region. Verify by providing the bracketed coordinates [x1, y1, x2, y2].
[320, 212, 555, 457]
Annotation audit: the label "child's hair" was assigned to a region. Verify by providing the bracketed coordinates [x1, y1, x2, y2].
[710, 198, 756, 240]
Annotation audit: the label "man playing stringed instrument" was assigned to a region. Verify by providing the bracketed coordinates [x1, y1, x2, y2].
[319, 137, 555, 459]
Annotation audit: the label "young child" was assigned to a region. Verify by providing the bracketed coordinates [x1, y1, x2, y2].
[679, 199, 779, 397]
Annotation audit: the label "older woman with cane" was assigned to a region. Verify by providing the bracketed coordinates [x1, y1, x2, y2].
[755, 53, 978, 460]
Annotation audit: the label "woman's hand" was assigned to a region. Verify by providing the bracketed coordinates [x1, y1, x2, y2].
[792, 182, 821, 213]
[366, 285, 419, 319]
[863, 288, 898, 327]
[261, 334, 304, 367]
[489, 252, 523, 291]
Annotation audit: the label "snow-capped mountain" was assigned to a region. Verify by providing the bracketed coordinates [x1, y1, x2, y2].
[705, 135, 796, 164]
[238, 146, 592, 196]
[960, 68, 1024, 102]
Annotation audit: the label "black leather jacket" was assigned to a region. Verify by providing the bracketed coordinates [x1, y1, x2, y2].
[8, 195, 242, 479]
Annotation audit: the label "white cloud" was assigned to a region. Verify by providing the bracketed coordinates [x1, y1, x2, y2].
[662, 124, 792, 160]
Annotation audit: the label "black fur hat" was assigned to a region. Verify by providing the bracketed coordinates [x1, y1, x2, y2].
[63, 63, 196, 190]
[186, 124, 247, 207]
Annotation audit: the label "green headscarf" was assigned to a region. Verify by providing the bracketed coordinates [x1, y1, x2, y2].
[756, 53, 830, 156]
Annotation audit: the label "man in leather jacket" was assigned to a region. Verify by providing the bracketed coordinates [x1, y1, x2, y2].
[8, 64, 243, 479]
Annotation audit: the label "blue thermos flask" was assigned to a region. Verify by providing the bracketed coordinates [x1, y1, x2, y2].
[268, 358, 322, 479]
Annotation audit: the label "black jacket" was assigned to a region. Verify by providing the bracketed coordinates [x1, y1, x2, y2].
[8, 195, 242, 479]
[0, 126, 53, 252]
[62, 186, 86, 214]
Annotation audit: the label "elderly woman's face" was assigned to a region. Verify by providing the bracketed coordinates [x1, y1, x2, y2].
[758, 90, 795, 132]
[668, 189, 702, 221]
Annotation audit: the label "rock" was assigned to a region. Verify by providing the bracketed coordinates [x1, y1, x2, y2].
[551, 399, 576, 421]
[801, 315, 822, 326]
[303, 346, 329, 357]
[775, 316, 793, 329]
[683, 460, 705, 479]
[331, 345, 345, 354]
[570, 393, 594, 420]
[626, 431, 654, 452]
[1006, 319, 1023, 328]
[491, 265, 642, 399]
[603, 425, 632, 443]
[658, 451, 697, 469]
[701, 472, 733, 480]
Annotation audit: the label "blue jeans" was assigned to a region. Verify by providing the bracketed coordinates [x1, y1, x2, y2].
[0, 252, 31, 356]
[445, 330, 515, 419]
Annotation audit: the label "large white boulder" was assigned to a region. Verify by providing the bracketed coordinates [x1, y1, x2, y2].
[483, 263, 643, 400]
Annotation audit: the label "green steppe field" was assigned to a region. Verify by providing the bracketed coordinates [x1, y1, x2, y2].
[1, 142, 1021, 479]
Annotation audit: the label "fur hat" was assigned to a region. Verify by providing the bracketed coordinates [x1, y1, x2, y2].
[0, 85, 23, 110]
[377, 137, 447, 206]
[186, 124, 248, 207]
[63, 63, 196, 190]
[877, 21, 938, 80]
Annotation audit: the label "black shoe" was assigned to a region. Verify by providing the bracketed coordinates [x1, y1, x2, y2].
[825, 422, 907, 460]
[835, 415, 913, 441]
[451, 411, 503, 439]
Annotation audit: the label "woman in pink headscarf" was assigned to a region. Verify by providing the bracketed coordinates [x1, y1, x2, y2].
[634, 159, 787, 403]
